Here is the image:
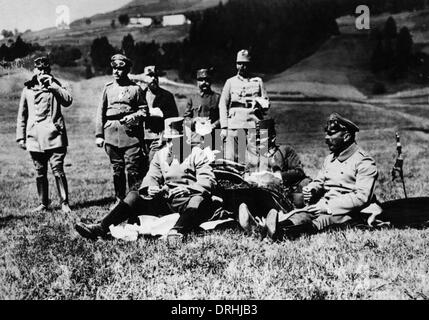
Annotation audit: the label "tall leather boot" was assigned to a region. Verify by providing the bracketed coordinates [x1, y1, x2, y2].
[75, 200, 132, 240]
[113, 172, 126, 200]
[55, 174, 71, 213]
[32, 176, 49, 213]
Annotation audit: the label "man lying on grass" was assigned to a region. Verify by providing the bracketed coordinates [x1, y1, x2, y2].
[240, 112, 383, 240]
[75, 117, 216, 244]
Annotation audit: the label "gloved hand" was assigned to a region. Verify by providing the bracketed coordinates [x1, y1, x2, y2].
[120, 114, 139, 126]
[220, 129, 228, 138]
[95, 137, 104, 148]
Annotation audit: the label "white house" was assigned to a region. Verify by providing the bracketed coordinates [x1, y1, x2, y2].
[162, 14, 190, 27]
[128, 17, 153, 27]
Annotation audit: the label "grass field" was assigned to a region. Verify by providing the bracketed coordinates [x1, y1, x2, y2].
[0, 69, 428, 300]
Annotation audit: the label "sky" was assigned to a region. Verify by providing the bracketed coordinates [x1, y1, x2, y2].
[0, 0, 131, 33]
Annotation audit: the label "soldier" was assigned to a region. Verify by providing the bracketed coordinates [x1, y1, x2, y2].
[95, 54, 148, 201]
[16, 55, 73, 213]
[141, 65, 179, 165]
[184, 68, 220, 148]
[264, 113, 383, 240]
[75, 117, 216, 243]
[219, 49, 269, 162]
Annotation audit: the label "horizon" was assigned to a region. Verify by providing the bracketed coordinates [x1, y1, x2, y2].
[0, 0, 130, 33]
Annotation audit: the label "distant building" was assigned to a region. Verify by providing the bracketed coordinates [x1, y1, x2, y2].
[162, 14, 190, 27]
[128, 17, 153, 27]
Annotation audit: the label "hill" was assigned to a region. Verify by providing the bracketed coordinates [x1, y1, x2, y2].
[266, 9, 429, 101]
[15, 0, 226, 50]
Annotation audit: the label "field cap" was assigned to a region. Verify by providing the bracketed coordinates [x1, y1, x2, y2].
[110, 54, 132, 68]
[196, 68, 211, 80]
[237, 49, 251, 63]
[34, 55, 50, 69]
[325, 113, 360, 134]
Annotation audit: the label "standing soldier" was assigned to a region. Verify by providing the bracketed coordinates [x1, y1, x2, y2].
[219, 49, 269, 162]
[16, 55, 73, 213]
[184, 68, 220, 148]
[141, 65, 179, 166]
[95, 54, 148, 202]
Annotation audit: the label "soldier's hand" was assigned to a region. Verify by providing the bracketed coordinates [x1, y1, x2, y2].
[147, 186, 162, 197]
[168, 185, 189, 198]
[220, 129, 228, 138]
[302, 186, 314, 204]
[307, 202, 328, 215]
[121, 114, 139, 126]
[18, 140, 26, 150]
[95, 137, 104, 148]
[39, 74, 53, 88]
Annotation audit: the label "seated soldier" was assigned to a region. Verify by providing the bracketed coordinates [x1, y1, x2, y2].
[238, 118, 310, 232]
[264, 113, 383, 240]
[75, 117, 216, 242]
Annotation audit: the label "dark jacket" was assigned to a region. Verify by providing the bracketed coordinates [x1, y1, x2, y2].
[184, 90, 220, 129]
[143, 87, 178, 140]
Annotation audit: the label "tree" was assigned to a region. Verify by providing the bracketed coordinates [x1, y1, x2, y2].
[384, 16, 397, 39]
[90, 37, 117, 73]
[118, 14, 130, 26]
[1, 29, 14, 38]
[121, 34, 135, 63]
[85, 18, 92, 25]
[111, 19, 116, 29]
[396, 27, 413, 73]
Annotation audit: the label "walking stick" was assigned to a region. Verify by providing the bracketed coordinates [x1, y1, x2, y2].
[391, 132, 407, 198]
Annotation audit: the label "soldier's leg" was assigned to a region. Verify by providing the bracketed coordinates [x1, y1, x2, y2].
[170, 195, 212, 235]
[268, 210, 317, 240]
[105, 143, 126, 200]
[290, 177, 312, 208]
[224, 129, 238, 162]
[311, 213, 355, 232]
[124, 144, 145, 192]
[30, 151, 49, 211]
[49, 147, 71, 213]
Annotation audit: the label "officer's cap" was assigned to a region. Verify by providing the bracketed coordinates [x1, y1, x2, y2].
[196, 68, 211, 80]
[34, 55, 50, 69]
[163, 117, 184, 139]
[325, 113, 360, 134]
[144, 65, 161, 77]
[237, 49, 251, 63]
[110, 54, 132, 69]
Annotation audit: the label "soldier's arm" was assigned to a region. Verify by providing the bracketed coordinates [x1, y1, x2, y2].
[191, 148, 216, 196]
[133, 86, 149, 119]
[49, 79, 73, 107]
[140, 151, 163, 189]
[211, 94, 221, 128]
[279, 146, 306, 185]
[95, 87, 108, 138]
[16, 88, 28, 142]
[306, 158, 327, 193]
[327, 156, 378, 215]
[219, 79, 231, 129]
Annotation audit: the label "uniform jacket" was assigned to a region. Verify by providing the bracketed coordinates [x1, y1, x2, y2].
[184, 90, 220, 129]
[142, 87, 178, 140]
[307, 143, 379, 215]
[246, 144, 306, 186]
[96, 78, 147, 148]
[141, 145, 215, 197]
[16, 75, 73, 152]
[219, 74, 268, 129]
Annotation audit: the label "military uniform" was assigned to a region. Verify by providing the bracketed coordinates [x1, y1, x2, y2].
[219, 50, 269, 162]
[184, 89, 220, 129]
[96, 75, 148, 199]
[16, 56, 73, 212]
[142, 86, 178, 163]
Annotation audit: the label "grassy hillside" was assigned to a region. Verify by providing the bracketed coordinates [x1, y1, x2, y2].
[267, 9, 429, 100]
[1, 69, 429, 299]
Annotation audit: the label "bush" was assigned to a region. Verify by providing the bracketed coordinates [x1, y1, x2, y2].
[51, 45, 82, 67]
[372, 82, 387, 95]
[118, 14, 130, 26]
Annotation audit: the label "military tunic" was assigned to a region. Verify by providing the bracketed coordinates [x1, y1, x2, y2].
[184, 90, 220, 129]
[289, 142, 381, 230]
[95, 79, 147, 148]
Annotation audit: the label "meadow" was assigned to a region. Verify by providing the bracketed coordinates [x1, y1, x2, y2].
[0, 69, 428, 299]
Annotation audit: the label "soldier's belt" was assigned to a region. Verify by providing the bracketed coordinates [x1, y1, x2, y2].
[106, 113, 134, 121]
[230, 101, 252, 109]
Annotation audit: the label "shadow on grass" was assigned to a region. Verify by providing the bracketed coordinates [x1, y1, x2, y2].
[0, 215, 28, 228]
[72, 197, 115, 210]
